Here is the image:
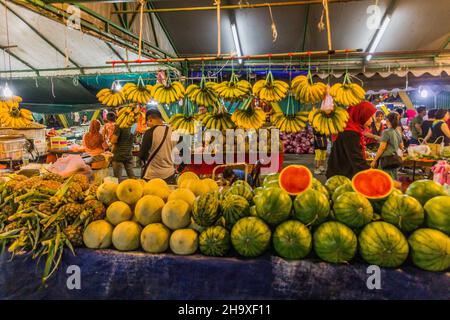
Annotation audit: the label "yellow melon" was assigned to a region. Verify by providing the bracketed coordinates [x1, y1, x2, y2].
[96, 181, 118, 206]
[140, 223, 171, 253]
[186, 179, 210, 197]
[146, 178, 169, 190]
[83, 220, 114, 249]
[161, 199, 191, 230]
[177, 171, 199, 187]
[134, 195, 165, 226]
[202, 178, 219, 192]
[116, 179, 144, 205]
[170, 229, 198, 255]
[167, 188, 196, 207]
[111, 221, 142, 251]
[143, 183, 172, 201]
[106, 201, 133, 225]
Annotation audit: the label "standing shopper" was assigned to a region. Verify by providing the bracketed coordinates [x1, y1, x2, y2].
[364, 111, 386, 150]
[421, 109, 436, 139]
[424, 109, 450, 146]
[82, 119, 106, 157]
[110, 120, 136, 180]
[370, 112, 404, 180]
[409, 106, 427, 145]
[313, 129, 328, 175]
[326, 101, 377, 179]
[102, 112, 117, 149]
[139, 109, 176, 184]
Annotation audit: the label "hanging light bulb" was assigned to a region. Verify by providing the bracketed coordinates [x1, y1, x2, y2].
[111, 80, 122, 92]
[3, 83, 13, 98]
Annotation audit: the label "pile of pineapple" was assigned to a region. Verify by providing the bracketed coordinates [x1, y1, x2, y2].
[0, 172, 104, 282]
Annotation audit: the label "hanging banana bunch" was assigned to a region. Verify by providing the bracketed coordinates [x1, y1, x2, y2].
[271, 94, 308, 133]
[186, 76, 218, 108]
[330, 72, 366, 106]
[96, 88, 125, 107]
[116, 105, 142, 128]
[0, 95, 22, 110]
[0, 106, 33, 128]
[231, 98, 266, 130]
[215, 72, 252, 101]
[168, 99, 200, 135]
[122, 82, 153, 105]
[291, 73, 327, 104]
[252, 71, 289, 102]
[308, 106, 350, 136]
[152, 79, 185, 105]
[201, 102, 235, 131]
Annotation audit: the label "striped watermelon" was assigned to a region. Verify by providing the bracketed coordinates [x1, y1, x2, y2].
[381, 194, 424, 232]
[254, 187, 292, 225]
[325, 175, 351, 195]
[408, 228, 450, 272]
[231, 217, 271, 257]
[423, 195, 450, 235]
[333, 192, 373, 229]
[293, 189, 330, 226]
[221, 194, 250, 229]
[199, 226, 231, 257]
[331, 183, 353, 203]
[273, 220, 312, 260]
[225, 180, 253, 201]
[192, 192, 220, 227]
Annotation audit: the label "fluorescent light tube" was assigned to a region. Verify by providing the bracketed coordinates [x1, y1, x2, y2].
[366, 15, 391, 61]
[231, 23, 243, 64]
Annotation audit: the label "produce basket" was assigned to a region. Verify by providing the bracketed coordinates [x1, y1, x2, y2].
[0, 134, 26, 161]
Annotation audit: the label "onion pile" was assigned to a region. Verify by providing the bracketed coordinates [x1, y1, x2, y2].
[280, 126, 314, 154]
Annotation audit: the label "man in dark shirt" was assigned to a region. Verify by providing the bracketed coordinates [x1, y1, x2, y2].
[110, 124, 135, 180]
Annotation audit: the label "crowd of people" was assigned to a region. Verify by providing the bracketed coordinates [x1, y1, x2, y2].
[324, 102, 450, 180]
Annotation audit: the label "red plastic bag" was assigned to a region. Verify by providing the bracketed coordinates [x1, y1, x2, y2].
[320, 85, 334, 115]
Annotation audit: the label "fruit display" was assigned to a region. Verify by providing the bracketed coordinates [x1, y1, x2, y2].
[278, 164, 312, 195]
[293, 189, 330, 226]
[151, 80, 185, 104]
[308, 106, 349, 135]
[272, 110, 309, 133]
[405, 179, 447, 206]
[201, 111, 235, 131]
[231, 101, 266, 130]
[291, 74, 327, 104]
[408, 228, 450, 272]
[352, 169, 394, 200]
[215, 73, 252, 101]
[333, 192, 373, 229]
[252, 71, 289, 102]
[330, 73, 366, 106]
[273, 220, 312, 260]
[116, 105, 143, 128]
[186, 78, 218, 108]
[280, 129, 315, 154]
[0, 105, 34, 128]
[168, 113, 199, 135]
[96, 88, 126, 107]
[121, 83, 153, 104]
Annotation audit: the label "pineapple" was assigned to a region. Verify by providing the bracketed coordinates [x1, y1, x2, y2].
[57, 203, 83, 224]
[82, 199, 106, 221]
[4, 221, 20, 232]
[3, 204, 14, 217]
[72, 174, 90, 191]
[64, 225, 83, 247]
[84, 183, 99, 201]
[37, 180, 61, 195]
[14, 176, 43, 194]
[38, 201, 59, 215]
[43, 172, 65, 183]
[50, 182, 83, 205]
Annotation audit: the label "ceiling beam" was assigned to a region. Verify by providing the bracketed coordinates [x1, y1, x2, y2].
[147, 0, 179, 56]
[301, 4, 310, 52]
[146, 2, 158, 48]
[1, 1, 82, 70]
[112, 2, 127, 29]
[0, 48, 38, 72]
[128, 2, 141, 28]
[105, 42, 131, 72]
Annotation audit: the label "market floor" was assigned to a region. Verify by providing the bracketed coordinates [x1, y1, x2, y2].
[109, 153, 327, 184]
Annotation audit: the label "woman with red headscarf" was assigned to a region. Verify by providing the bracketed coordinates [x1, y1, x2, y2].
[82, 119, 106, 156]
[326, 101, 377, 179]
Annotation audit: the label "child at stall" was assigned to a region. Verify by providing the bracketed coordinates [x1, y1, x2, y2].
[313, 129, 328, 175]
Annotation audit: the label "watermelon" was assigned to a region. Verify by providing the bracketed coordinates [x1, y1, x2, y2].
[370, 188, 403, 214]
[333, 192, 373, 228]
[423, 196, 450, 235]
[293, 189, 330, 226]
[311, 179, 330, 199]
[381, 194, 424, 232]
[262, 173, 280, 187]
[325, 175, 351, 195]
[199, 226, 231, 257]
[273, 220, 312, 260]
[221, 194, 250, 229]
[408, 228, 450, 272]
[254, 187, 292, 225]
[192, 192, 220, 227]
[253, 187, 265, 199]
[313, 221, 357, 264]
[332, 183, 354, 203]
[359, 222, 409, 268]
[231, 217, 271, 257]
[263, 180, 280, 188]
[225, 180, 253, 201]
[352, 169, 394, 200]
[278, 165, 313, 195]
[249, 205, 257, 216]
[405, 179, 446, 206]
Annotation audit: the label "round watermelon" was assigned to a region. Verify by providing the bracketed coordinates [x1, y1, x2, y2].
[199, 226, 230, 257]
[370, 188, 403, 214]
[273, 220, 312, 260]
[381, 194, 424, 232]
[231, 217, 271, 257]
[313, 221, 357, 263]
[254, 187, 292, 225]
[408, 228, 450, 272]
[332, 183, 354, 203]
[359, 221, 409, 268]
[423, 195, 450, 235]
[221, 194, 250, 229]
[311, 180, 330, 200]
[225, 180, 253, 202]
[293, 189, 330, 226]
[192, 192, 220, 227]
[333, 192, 373, 229]
[405, 179, 446, 206]
[253, 187, 265, 198]
[263, 173, 280, 187]
[325, 175, 351, 195]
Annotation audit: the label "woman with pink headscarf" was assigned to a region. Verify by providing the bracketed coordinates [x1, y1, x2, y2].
[82, 119, 106, 156]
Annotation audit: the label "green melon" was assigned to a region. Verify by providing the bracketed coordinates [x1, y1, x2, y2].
[408, 228, 450, 272]
[225, 180, 253, 201]
[331, 183, 354, 203]
[359, 221, 409, 268]
[313, 221, 357, 264]
[311, 178, 330, 199]
[325, 175, 351, 195]
[370, 188, 403, 214]
[254, 187, 292, 225]
[192, 192, 220, 227]
[263, 173, 280, 187]
[405, 179, 446, 206]
[199, 226, 231, 257]
[231, 217, 271, 257]
[221, 194, 250, 229]
[273, 220, 312, 260]
[333, 192, 373, 229]
[381, 194, 424, 232]
[423, 196, 450, 235]
[293, 189, 330, 226]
